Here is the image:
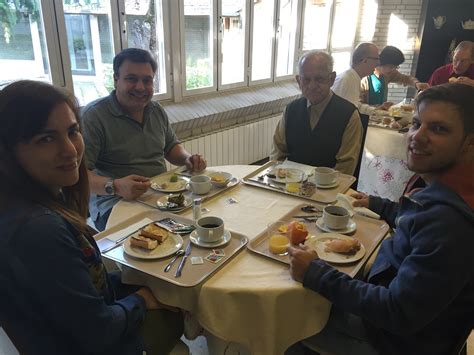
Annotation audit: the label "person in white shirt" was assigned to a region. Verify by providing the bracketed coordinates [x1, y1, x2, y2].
[332, 43, 390, 115]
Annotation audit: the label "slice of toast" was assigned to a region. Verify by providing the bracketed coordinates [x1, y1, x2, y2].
[139, 223, 169, 242]
[130, 235, 158, 250]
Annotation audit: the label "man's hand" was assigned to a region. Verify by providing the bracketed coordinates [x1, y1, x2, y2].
[376, 101, 394, 110]
[288, 245, 318, 283]
[350, 191, 369, 208]
[185, 154, 207, 172]
[456, 76, 474, 87]
[114, 175, 151, 200]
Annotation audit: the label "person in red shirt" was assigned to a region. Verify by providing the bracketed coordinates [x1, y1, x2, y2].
[428, 41, 474, 87]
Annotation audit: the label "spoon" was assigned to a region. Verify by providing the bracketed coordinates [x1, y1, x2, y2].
[164, 249, 185, 272]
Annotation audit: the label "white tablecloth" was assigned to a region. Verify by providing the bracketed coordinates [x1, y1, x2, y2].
[358, 127, 414, 201]
[107, 166, 331, 355]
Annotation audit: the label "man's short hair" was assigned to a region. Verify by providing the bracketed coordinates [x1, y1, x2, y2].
[454, 41, 474, 59]
[113, 48, 158, 76]
[415, 83, 474, 135]
[298, 51, 334, 75]
[351, 42, 377, 67]
[379, 46, 405, 66]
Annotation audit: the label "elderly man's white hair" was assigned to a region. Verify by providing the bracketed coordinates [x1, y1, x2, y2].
[298, 51, 334, 75]
[454, 41, 474, 59]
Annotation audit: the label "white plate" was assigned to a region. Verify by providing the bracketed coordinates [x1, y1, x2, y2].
[316, 218, 357, 234]
[304, 234, 365, 264]
[150, 176, 189, 193]
[123, 232, 183, 259]
[316, 180, 339, 189]
[156, 194, 192, 211]
[267, 168, 307, 184]
[189, 229, 232, 248]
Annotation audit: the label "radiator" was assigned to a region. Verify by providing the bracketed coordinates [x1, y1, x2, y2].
[167, 114, 281, 169]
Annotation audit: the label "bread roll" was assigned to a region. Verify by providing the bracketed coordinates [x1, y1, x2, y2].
[324, 238, 361, 255]
[140, 223, 169, 242]
[130, 235, 158, 250]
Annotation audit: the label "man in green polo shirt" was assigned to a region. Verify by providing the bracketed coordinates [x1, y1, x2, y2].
[82, 48, 206, 231]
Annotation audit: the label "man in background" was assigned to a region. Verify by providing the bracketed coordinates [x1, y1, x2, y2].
[428, 41, 474, 86]
[360, 45, 429, 105]
[270, 51, 362, 175]
[82, 48, 206, 231]
[332, 42, 390, 115]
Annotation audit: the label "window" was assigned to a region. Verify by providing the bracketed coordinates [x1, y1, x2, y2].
[219, 0, 247, 87]
[0, 0, 52, 87]
[0, 0, 361, 103]
[182, 0, 215, 92]
[62, 0, 115, 105]
[124, 0, 169, 96]
[301, 0, 360, 72]
[250, 0, 275, 82]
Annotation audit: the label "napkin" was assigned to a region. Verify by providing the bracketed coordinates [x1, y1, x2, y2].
[106, 218, 154, 242]
[335, 194, 380, 219]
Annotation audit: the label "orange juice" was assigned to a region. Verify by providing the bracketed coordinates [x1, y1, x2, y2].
[269, 234, 290, 254]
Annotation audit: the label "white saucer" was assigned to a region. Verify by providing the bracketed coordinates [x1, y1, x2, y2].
[316, 218, 357, 234]
[316, 180, 339, 189]
[189, 229, 232, 248]
[304, 234, 365, 264]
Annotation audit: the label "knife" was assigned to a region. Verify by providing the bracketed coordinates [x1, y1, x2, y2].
[250, 178, 285, 191]
[175, 241, 192, 277]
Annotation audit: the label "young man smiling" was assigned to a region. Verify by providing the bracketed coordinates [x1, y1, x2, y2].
[287, 83, 474, 355]
[82, 48, 207, 231]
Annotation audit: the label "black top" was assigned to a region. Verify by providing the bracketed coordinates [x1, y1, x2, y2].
[285, 95, 356, 167]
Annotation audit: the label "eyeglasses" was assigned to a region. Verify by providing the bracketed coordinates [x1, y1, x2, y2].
[299, 73, 334, 85]
[366, 56, 380, 61]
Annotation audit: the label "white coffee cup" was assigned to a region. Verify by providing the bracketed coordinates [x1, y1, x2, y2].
[196, 216, 225, 243]
[314, 167, 339, 186]
[323, 205, 350, 230]
[189, 175, 212, 195]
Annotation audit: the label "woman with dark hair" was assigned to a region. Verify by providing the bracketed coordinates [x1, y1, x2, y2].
[360, 46, 429, 106]
[0, 80, 182, 354]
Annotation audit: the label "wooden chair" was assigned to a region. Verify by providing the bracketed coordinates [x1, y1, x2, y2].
[351, 113, 370, 190]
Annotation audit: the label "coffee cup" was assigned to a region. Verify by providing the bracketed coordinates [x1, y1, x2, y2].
[196, 216, 225, 243]
[314, 167, 339, 186]
[323, 205, 350, 230]
[188, 175, 212, 195]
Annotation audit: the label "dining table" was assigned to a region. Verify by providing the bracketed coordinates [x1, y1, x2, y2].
[103, 165, 388, 355]
[357, 126, 415, 201]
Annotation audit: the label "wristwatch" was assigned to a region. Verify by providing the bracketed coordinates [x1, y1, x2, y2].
[104, 179, 115, 195]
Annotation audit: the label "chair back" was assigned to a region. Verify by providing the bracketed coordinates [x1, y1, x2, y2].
[351, 113, 370, 189]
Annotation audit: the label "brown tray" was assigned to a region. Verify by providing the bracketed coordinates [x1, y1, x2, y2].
[242, 161, 356, 204]
[95, 210, 248, 287]
[247, 203, 389, 277]
[136, 170, 240, 211]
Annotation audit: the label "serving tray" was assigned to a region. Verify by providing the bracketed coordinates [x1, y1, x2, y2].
[247, 203, 389, 277]
[136, 170, 240, 211]
[242, 161, 356, 204]
[95, 210, 248, 287]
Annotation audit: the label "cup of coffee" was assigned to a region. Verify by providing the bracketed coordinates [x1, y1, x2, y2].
[314, 167, 339, 186]
[189, 175, 212, 195]
[323, 205, 350, 230]
[196, 216, 225, 243]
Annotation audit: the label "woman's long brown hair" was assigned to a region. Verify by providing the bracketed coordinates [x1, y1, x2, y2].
[0, 80, 91, 236]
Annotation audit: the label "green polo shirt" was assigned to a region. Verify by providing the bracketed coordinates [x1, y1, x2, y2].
[81, 91, 179, 219]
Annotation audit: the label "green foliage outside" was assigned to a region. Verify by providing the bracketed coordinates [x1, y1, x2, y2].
[102, 63, 114, 93]
[186, 57, 212, 90]
[1, 0, 39, 43]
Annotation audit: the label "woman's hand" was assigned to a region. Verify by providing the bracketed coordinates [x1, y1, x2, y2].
[135, 287, 180, 312]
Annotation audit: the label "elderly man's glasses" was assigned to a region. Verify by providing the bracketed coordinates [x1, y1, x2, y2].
[300, 73, 334, 85]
